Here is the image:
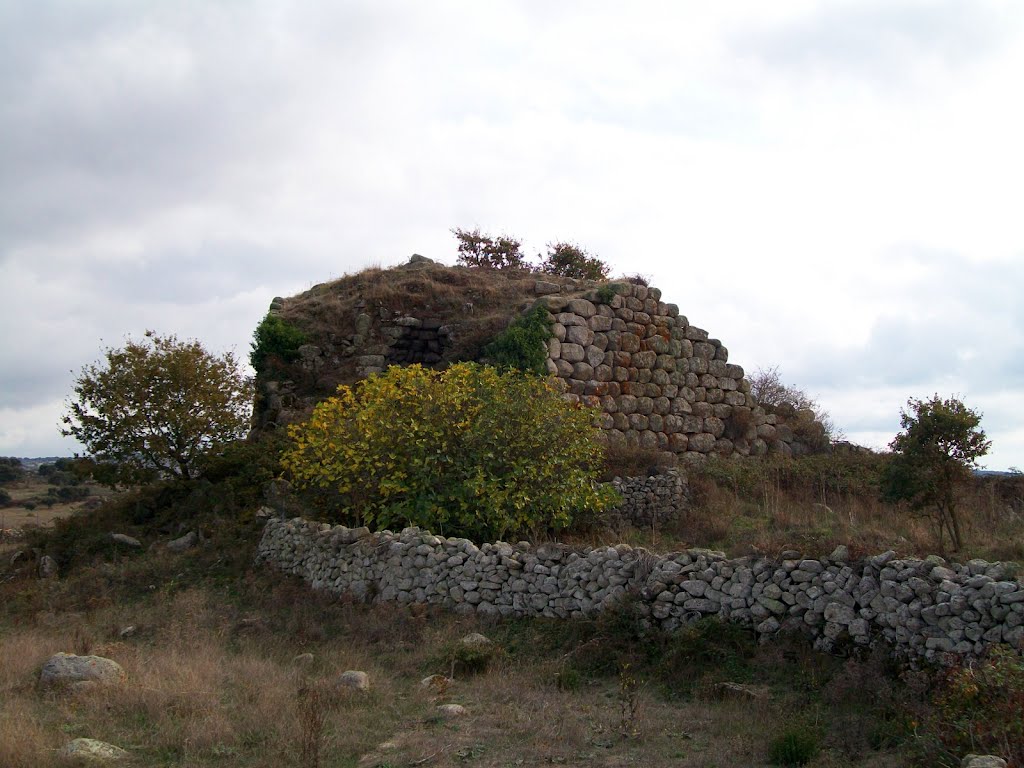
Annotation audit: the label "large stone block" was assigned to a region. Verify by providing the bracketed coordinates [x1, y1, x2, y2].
[560, 343, 585, 363]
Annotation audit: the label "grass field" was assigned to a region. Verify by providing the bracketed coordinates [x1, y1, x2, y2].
[1, 454, 1021, 767]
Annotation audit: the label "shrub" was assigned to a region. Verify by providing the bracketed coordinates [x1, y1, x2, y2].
[482, 305, 553, 374]
[920, 645, 1024, 765]
[0, 488, 10, 506]
[452, 227, 530, 270]
[250, 313, 308, 373]
[282, 363, 617, 541]
[768, 728, 819, 766]
[537, 242, 610, 280]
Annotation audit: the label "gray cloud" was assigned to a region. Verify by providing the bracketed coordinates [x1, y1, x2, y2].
[1, 1, 1022, 468]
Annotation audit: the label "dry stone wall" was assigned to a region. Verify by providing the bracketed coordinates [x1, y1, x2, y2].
[251, 259, 826, 459]
[608, 470, 687, 529]
[258, 517, 1024, 662]
[535, 281, 823, 459]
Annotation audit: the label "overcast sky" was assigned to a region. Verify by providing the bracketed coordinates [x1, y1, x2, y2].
[1, 1, 1022, 469]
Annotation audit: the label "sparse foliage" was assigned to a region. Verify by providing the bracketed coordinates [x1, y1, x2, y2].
[62, 332, 252, 485]
[749, 366, 841, 442]
[452, 227, 530, 270]
[881, 395, 990, 551]
[538, 242, 610, 280]
[282, 362, 616, 541]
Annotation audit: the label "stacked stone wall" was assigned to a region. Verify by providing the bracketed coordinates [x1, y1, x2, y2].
[251, 260, 826, 458]
[609, 470, 687, 528]
[257, 517, 1024, 662]
[535, 281, 823, 459]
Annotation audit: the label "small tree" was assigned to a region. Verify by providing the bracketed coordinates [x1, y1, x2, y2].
[537, 242, 610, 280]
[62, 331, 252, 485]
[283, 362, 616, 541]
[881, 395, 990, 551]
[452, 227, 530, 270]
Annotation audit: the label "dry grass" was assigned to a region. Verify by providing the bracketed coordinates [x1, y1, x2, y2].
[1, 474, 118, 535]
[594, 456, 1024, 562]
[279, 262, 586, 364]
[0, 537, 916, 768]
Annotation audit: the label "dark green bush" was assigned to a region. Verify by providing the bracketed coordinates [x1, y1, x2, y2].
[250, 313, 308, 372]
[483, 306, 553, 375]
[0, 457, 23, 484]
[768, 728, 819, 766]
[0, 488, 11, 506]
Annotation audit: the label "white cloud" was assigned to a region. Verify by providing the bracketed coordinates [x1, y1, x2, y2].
[1, 0, 1022, 468]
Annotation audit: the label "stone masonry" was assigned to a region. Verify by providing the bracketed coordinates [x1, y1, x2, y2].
[251, 259, 827, 461]
[258, 517, 1024, 662]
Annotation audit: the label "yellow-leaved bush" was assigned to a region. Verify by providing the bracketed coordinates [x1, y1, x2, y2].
[282, 362, 618, 541]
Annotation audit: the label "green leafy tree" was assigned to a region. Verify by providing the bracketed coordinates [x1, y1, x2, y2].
[881, 395, 990, 551]
[62, 331, 252, 485]
[452, 227, 530, 270]
[250, 313, 308, 373]
[537, 241, 610, 280]
[283, 362, 616, 541]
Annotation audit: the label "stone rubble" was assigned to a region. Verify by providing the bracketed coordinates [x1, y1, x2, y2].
[258, 517, 1024, 662]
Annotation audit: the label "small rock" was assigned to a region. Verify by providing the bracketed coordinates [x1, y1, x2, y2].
[166, 531, 197, 552]
[40, 653, 126, 688]
[60, 738, 129, 762]
[292, 652, 315, 667]
[38, 555, 59, 579]
[828, 545, 849, 562]
[110, 533, 142, 548]
[10, 549, 25, 566]
[459, 632, 493, 651]
[436, 703, 467, 718]
[420, 674, 450, 694]
[962, 756, 1008, 768]
[534, 280, 561, 295]
[118, 626, 136, 639]
[336, 670, 370, 692]
[713, 681, 770, 701]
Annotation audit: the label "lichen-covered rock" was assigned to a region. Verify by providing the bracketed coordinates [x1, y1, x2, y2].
[60, 738, 129, 762]
[336, 670, 370, 692]
[962, 756, 1008, 768]
[40, 653, 125, 688]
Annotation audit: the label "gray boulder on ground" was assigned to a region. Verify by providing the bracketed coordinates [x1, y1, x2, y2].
[110, 533, 142, 548]
[166, 530, 197, 552]
[39, 653, 126, 688]
[60, 738, 129, 762]
[436, 703, 467, 718]
[336, 670, 370, 691]
[38, 554, 58, 579]
[962, 756, 1008, 768]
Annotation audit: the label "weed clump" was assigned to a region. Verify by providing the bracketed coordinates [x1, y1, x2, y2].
[768, 727, 819, 766]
